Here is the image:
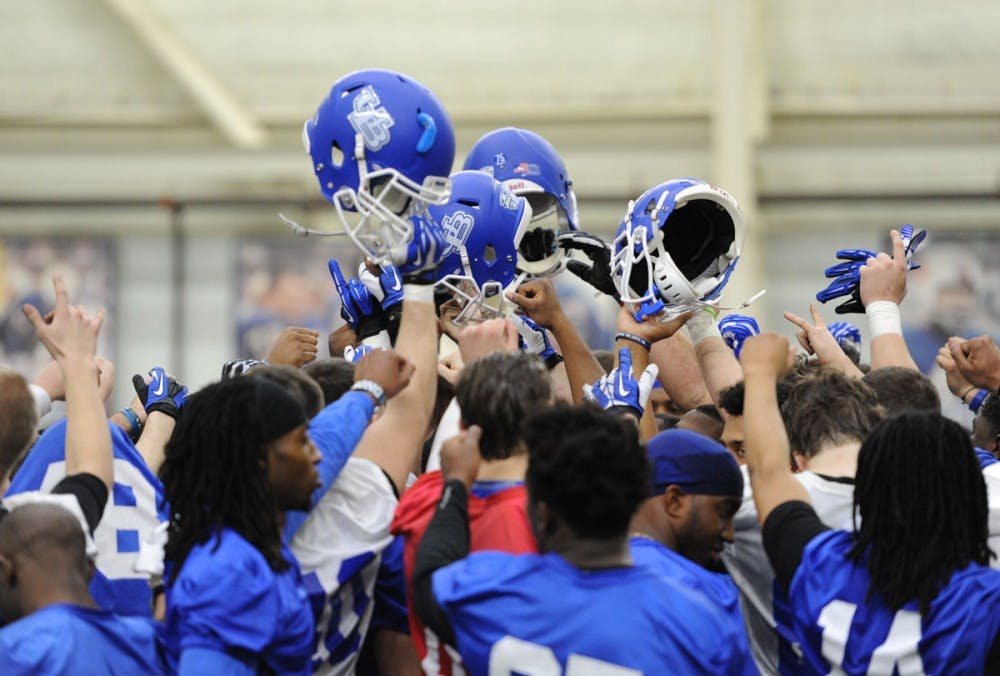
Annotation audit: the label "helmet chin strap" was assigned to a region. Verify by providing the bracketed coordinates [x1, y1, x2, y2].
[278, 212, 349, 238]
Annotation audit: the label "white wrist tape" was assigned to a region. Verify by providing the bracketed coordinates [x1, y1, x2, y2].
[865, 301, 902, 339]
[403, 284, 435, 304]
[361, 330, 392, 350]
[685, 308, 723, 346]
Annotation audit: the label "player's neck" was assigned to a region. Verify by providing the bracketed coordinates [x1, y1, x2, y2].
[23, 578, 96, 615]
[802, 441, 860, 478]
[475, 454, 528, 482]
[554, 535, 632, 570]
[629, 513, 673, 551]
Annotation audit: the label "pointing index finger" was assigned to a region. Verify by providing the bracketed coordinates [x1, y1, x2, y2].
[890, 229, 905, 264]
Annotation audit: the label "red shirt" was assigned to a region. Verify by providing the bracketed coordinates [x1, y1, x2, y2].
[391, 470, 537, 675]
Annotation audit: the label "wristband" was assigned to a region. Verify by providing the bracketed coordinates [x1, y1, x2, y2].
[544, 352, 565, 371]
[351, 379, 387, 408]
[615, 332, 651, 351]
[685, 309, 723, 346]
[865, 301, 902, 339]
[969, 389, 989, 413]
[403, 284, 435, 303]
[120, 407, 143, 440]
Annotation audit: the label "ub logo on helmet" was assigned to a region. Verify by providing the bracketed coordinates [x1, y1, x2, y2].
[303, 69, 455, 264]
[441, 211, 475, 257]
[347, 86, 395, 152]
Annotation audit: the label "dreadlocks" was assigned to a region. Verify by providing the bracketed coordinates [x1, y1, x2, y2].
[849, 411, 993, 614]
[160, 377, 286, 576]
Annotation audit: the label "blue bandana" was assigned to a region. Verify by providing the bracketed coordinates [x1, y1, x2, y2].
[646, 429, 743, 497]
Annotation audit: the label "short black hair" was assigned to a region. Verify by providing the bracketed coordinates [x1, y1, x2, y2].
[718, 382, 745, 417]
[246, 363, 323, 418]
[862, 367, 940, 416]
[302, 358, 355, 406]
[591, 350, 615, 375]
[693, 403, 724, 424]
[523, 403, 649, 540]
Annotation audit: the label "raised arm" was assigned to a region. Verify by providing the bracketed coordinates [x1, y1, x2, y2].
[738, 333, 811, 525]
[784, 304, 864, 378]
[22, 274, 112, 491]
[648, 331, 713, 411]
[615, 308, 691, 441]
[860, 229, 918, 372]
[685, 309, 744, 404]
[507, 278, 604, 405]
[352, 284, 432, 492]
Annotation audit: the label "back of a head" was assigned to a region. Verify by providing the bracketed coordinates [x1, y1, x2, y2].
[456, 352, 551, 460]
[974, 393, 1000, 453]
[781, 368, 883, 459]
[0, 503, 89, 619]
[591, 350, 615, 375]
[302, 358, 355, 406]
[852, 411, 991, 614]
[248, 363, 324, 418]
[862, 367, 941, 416]
[0, 370, 37, 479]
[523, 403, 649, 540]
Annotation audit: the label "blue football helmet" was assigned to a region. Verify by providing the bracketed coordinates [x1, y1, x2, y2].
[432, 171, 533, 324]
[611, 178, 745, 321]
[463, 127, 577, 276]
[303, 69, 455, 262]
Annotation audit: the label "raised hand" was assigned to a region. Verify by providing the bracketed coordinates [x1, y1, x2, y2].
[440, 426, 483, 490]
[343, 344, 379, 364]
[718, 314, 760, 359]
[583, 347, 659, 417]
[457, 318, 520, 365]
[557, 231, 619, 299]
[616, 305, 692, 346]
[948, 335, 1000, 392]
[353, 348, 415, 401]
[266, 326, 319, 367]
[510, 314, 562, 368]
[739, 333, 796, 379]
[132, 367, 188, 420]
[506, 278, 566, 330]
[329, 258, 386, 339]
[23, 274, 104, 367]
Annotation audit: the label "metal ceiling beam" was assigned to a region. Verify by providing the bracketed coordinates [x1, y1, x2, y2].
[100, 0, 268, 149]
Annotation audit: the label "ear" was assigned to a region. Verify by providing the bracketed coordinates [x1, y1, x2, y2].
[0, 553, 15, 585]
[661, 485, 690, 518]
[792, 452, 808, 472]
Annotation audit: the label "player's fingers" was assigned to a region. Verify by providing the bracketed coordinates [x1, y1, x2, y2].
[808, 303, 826, 328]
[22, 303, 46, 331]
[889, 229, 905, 263]
[796, 330, 814, 355]
[783, 311, 810, 332]
[51, 274, 69, 311]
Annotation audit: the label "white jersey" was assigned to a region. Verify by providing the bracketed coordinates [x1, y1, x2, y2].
[292, 457, 398, 676]
[723, 465, 855, 675]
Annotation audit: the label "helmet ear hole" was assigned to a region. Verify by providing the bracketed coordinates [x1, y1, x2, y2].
[330, 142, 344, 169]
[483, 244, 497, 264]
[662, 200, 735, 280]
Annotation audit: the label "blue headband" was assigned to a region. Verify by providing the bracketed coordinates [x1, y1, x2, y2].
[646, 429, 743, 497]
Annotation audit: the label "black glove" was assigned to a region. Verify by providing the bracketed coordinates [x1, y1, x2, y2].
[132, 367, 188, 420]
[558, 231, 619, 300]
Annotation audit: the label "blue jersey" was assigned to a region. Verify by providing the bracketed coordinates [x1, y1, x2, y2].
[5, 420, 165, 617]
[0, 603, 164, 675]
[432, 550, 753, 675]
[163, 527, 314, 675]
[629, 536, 756, 674]
[788, 530, 1000, 674]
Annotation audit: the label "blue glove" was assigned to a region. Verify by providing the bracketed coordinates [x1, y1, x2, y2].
[828, 321, 862, 349]
[329, 259, 386, 340]
[816, 225, 926, 314]
[391, 213, 446, 284]
[343, 344, 379, 364]
[583, 348, 659, 417]
[718, 314, 760, 359]
[510, 314, 563, 369]
[132, 367, 188, 420]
